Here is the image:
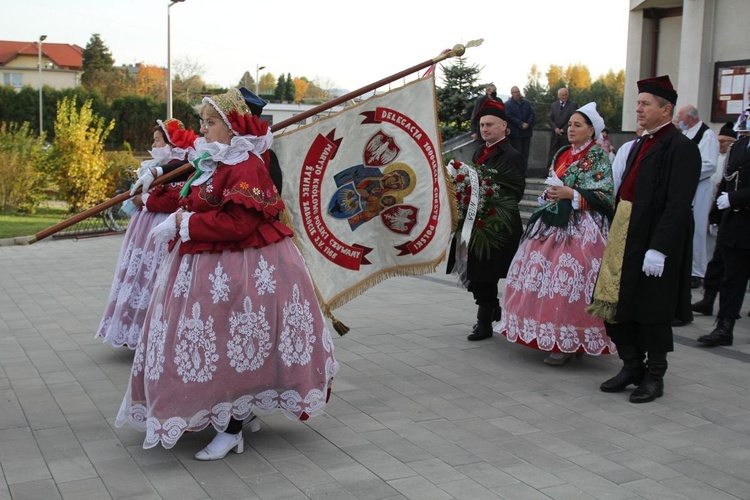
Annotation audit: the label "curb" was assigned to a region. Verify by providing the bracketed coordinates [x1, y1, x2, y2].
[0, 236, 31, 247]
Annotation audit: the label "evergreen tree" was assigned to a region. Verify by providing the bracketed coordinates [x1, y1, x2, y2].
[284, 73, 296, 102]
[273, 74, 286, 102]
[81, 34, 115, 90]
[238, 71, 255, 89]
[436, 57, 483, 140]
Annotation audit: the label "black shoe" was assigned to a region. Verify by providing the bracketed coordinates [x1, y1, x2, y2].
[467, 323, 493, 341]
[671, 318, 689, 327]
[691, 297, 714, 316]
[629, 375, 664, 403]
[697, 317, 734, 347]
[690, 276, 703, 289]
[600, 366, 645, 393]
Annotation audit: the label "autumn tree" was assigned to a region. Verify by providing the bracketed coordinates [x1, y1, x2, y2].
[48, 96, 115, 211]
[436, 57, 484, 140]
[135, 64, 167, 101]
[258, 72, 275, 96]
[293, 77, 309, 103]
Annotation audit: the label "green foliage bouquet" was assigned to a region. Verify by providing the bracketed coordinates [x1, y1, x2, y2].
[448, 159, 517, 260]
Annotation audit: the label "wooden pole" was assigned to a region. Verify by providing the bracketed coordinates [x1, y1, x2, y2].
[28, 40, 482, 244]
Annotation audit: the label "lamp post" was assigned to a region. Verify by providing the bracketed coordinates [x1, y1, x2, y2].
[256, 64, 265, 95]
[38, 35, 47, 136]
[167, 0, 186, 119]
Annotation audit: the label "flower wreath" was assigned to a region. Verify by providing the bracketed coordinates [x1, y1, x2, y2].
[448, 159, 518, 260]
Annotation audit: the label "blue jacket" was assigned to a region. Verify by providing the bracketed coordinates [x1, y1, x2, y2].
[504, 97, 535, 138]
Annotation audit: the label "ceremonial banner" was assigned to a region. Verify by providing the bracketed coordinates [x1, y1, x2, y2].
[273, 75, 455, 314]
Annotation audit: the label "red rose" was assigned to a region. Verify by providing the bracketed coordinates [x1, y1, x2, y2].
[452, 161, 462, 170]
[455, 192, 462, 201]
[476, 219, 485, 228]
[485, 188, 494, 196]
[484, 179, 492, 185]
[463, 196, 471, 205]
[488, 208, 497, 216]
[465, 186, 472, 195]
[455, 174, 465, 182]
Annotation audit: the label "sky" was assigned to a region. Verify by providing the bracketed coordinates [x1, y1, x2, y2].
[6, 0, 630, 96]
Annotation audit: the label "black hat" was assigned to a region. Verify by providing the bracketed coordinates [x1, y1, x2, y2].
[637, 75, 678, 105]
[239, 87, 267, 117]
[719, 121, 737, 139]
[477, 99, 507, 121]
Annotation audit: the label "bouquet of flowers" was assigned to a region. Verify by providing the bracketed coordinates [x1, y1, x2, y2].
[448, 159, 518, 260]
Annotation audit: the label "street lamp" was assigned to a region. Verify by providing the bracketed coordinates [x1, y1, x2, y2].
[167, 0, 186, 119]
[256, 64, 265, 95]
[38, 35, 47, 136]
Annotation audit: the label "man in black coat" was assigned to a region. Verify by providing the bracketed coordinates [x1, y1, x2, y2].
[447, 99, 526, 341]
[589, 75, 701, 403]
[697, 122, 750, 347]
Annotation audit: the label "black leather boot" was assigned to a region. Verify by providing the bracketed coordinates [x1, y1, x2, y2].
[629, 352, 666, 403]
[467, 306, 494, 341]
[472, 305, 502, 329]
[691, 289, 717, 316]
[697, 317, 734, 347]
[600, 345, 645, 393]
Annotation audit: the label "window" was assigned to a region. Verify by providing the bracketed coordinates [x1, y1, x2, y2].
[3, 73, 23, 87]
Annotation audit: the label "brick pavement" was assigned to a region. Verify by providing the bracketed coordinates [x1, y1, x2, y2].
[1, 235, 749, 499]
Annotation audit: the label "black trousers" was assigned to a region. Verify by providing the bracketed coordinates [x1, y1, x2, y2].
[717, 243, 750, 319]
[703, 243, 724, 292]
[468, 281, 499, 310]
[604, 321, 674, 354]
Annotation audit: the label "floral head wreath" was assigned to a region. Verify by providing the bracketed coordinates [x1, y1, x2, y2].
[203, 88, 252, 136]
[157, 118, 198, 150]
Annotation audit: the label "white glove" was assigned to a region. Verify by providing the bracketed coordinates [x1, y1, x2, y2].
[149, 213, 177, 245]
[716, 192, 730, 210]
[642, 249, 666, 277]
[130, 167, 161, 195]
[709, 224, 719, 237]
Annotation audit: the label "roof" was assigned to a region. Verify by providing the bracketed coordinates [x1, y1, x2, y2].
[0, 40, 83, 70]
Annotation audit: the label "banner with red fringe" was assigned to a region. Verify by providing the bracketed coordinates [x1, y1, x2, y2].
[273, 75, 455, 317]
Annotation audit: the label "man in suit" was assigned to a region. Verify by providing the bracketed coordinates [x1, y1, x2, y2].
[697, 118, 750, 347]
[505, 86, 536, 175]
[547, 87, 577, 170]
[588, 75, 701, 403]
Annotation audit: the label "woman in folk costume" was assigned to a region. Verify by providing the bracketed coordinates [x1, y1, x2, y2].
[496, 102, 617, 365]
[96, 119, 198, 348]
[115, 88, 339, 460]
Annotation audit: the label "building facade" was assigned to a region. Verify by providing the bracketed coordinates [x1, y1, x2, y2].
[0, 40, 83, 91]
[623, 0, 749, 131]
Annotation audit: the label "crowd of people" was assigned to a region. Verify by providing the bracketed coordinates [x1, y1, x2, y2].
[94, 74, 748, 461]
[459, 75, 749, 404]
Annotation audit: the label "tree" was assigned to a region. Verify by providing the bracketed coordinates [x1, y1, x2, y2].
[258, 72, 275, 95]
[436, 57, 484, 140]
[293, 77, 309, 103]
[172, 56, 207, 104]
[135, 64, 167, 101]
[48, 96, 115, 211]
[284, 73, 296, 102]
[238, 71, 255, 90]
[306, 79, 330, 100]
[81, 34, 127, 102]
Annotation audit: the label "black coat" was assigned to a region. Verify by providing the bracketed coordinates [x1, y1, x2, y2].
[615, 126, 701, 324]
[711, 136, 750, 248]
[446, 140, 526, 283]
